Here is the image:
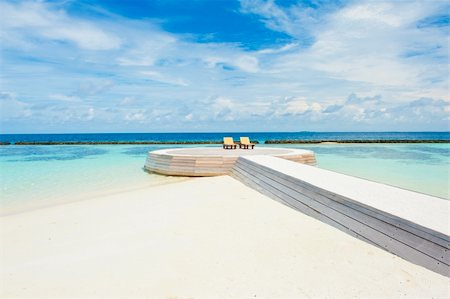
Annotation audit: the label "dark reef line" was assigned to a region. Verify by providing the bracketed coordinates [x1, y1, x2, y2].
[0, 139, 449, 145]
[2, 141, 234, 145]
[264, 139, 450, 144]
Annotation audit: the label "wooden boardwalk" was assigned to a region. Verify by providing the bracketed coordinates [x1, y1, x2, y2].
[231, 155, 450, 277]
[144, 147, 316, 176]
[144, 146, 449, 276]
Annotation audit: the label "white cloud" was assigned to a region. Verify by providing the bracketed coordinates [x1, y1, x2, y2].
[318, 94, 449, 127]
[184, 113, 193, 121]
[84, 107, 95, 121]
[46, 80, 114, 103]
[75, 80, 114, 97]
[339, 3, 403, 27]
[49, 94, 79, 102]
[392, 98, 450, 123]
[119, 96, 135, 106]
[244, 0, 448, 100]
[141, 71, 189, 87]
[234, 55, 259, 73]
[257, 43, 298, 54]
[117, 36, 177, 66]
[267, 96, 323, 118]
[210, 96, 237, 121]
[0, 92, 32, 119]
[0, 1, 121, 50]
[285, 99, 313, 114]
[125, 110, 146, 122]
[239, 0, 301, 37]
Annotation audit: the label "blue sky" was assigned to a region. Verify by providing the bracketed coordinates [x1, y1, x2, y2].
[0, 0, 448, 133]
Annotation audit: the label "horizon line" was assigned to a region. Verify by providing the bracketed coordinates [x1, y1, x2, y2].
[1, 131, 449, 135]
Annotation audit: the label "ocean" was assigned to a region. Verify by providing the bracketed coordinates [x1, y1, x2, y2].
[0, 132, 449, 214]
[1, 131, 449, 143]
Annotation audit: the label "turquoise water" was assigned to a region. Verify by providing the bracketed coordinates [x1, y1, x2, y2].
[0, 143, 448, 214]
[0, 145, 189, 214]
[288, 143, 449, 199]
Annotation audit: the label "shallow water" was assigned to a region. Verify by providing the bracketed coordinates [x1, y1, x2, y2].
[0, 143, 448, 214]
[0, 144, 190, 214]
[295, 143, 449, 198]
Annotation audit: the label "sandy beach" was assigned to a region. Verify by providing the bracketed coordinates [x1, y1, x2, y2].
[1, 175, 448, 298]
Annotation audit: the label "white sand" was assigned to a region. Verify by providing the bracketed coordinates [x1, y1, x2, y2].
[1, 176, 448, 298]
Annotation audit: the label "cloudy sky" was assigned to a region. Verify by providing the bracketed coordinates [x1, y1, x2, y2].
[0, 0, 448, 133]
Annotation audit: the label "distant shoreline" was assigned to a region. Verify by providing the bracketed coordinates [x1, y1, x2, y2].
[1, 139, 449, 145]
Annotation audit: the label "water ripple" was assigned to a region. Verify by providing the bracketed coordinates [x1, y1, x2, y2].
[303, 146, 443, 164]
[1, 146, 108, 162]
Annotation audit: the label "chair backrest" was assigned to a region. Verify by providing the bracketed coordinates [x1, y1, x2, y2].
[240, 137, 250, 144]
[223, 137, 234, 145]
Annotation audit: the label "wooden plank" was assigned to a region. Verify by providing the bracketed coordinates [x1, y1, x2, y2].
[241, 157, 449, 242]
[236, 159, 448, 264]
[238, 159, 449, 246]
[233, 173, 448, 276]
[246, 156, 449, 238]
[233, 157, 450, 276]
[231, 166, 382, 249]
[240, 157, 450, 250]
[240, 158, 449, 247]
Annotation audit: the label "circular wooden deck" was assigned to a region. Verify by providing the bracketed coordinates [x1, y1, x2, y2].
[144, 147, 316, 176]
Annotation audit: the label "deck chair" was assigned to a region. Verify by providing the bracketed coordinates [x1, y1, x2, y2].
[223, 137, 237, 149]
[239, 137, 255, 149]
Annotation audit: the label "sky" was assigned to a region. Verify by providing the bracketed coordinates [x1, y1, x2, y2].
[0, 0, 449, 133]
